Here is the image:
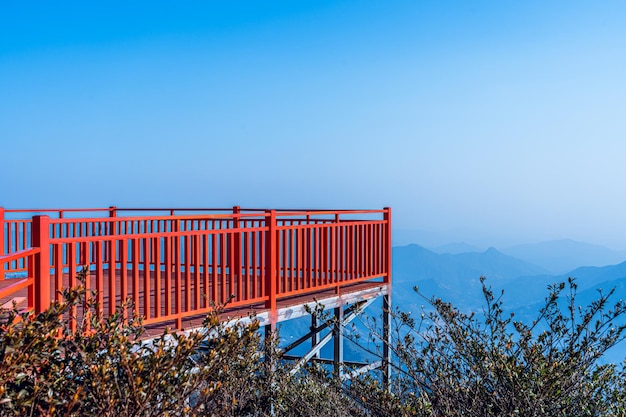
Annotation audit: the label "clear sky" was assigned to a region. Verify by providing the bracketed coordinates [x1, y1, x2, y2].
[2, 1, 626, 248]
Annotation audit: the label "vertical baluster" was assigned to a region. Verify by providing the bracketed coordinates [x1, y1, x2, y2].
[109, 239, 117, 316]
[202, 233, 209, 308]
[164, 234, 172, 320]
[194, 234, 201, 310]
[95, 240, 104, 316]
[54, 244, 63, 303]
[120, 239, 128, 320]
[185, 234, 191, 312]
[154, 236, 161, 319]
[143, 236, 151, 320]
[330, 223, 336, 289]
[251, 230, 257, 299]
[220, 233, 227, 304]
[68, 241, 77, 332]
[174, 220, 181, 329]
[132, 239, 140, 316]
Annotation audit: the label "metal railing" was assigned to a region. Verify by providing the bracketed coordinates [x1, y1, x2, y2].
[1, 207, 392, 331]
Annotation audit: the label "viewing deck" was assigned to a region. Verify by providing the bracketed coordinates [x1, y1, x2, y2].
[1, 207, 392, 334]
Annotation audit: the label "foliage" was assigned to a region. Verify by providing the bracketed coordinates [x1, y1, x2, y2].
[0, 268, 272, 416]
[0, 269, 367, 416]
[353, 276, 626, 417]
[2, 270, 626, 417]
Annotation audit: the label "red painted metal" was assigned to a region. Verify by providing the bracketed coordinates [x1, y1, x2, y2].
[265, 210, 278, 327]
[0, 248, 40, 312]
[31, 216, 51, 313]
[0, 207, 4, 280]
[1, 207, 392, 332]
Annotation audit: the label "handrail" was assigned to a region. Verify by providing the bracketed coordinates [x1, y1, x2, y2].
[3, 207, 385, 218]
[49, 212, 265, 224]
[4, 208, 112, 213]
[0, 247, 41, 263]
[0, 278, 33, 301]
[0, 247, 41, 312]
[115, 207, 233, 212]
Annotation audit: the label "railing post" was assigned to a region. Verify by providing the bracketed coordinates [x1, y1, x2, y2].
[232, 206, 241, 284]
[383, 207, 392, 285]
[265, 210, 277, 328]
[32, 215, 51, 313]
[104, 206, 116, 269]
[0, 207, 5, 278]
[334, 213, 341, 293]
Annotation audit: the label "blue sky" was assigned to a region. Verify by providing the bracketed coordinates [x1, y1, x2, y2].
[2, 1, 626, 247]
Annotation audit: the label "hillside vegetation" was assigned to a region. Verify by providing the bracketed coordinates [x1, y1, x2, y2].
[1, 270, 625, 416]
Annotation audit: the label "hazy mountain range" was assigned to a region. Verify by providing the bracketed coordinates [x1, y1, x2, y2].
[394, 241, 626, 309]
[392, 241, 626, 364]
[428, 239, 626, 275]
[393, 244, 548, 309]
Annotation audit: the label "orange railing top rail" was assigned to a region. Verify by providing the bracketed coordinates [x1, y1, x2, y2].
[2, 207, 387, 220]
[0, 247, 41, 263]
[2, 206, 386, 211]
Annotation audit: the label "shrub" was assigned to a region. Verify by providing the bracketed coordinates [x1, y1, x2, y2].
[0, 269, 273, 416]
[0, 269, 367, 417]
[352, 277, 626, 417]
[3, 270, 625, 417]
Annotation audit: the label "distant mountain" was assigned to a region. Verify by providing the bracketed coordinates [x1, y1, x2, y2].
[430, 242, 482, 254]
[500, 239, 626, 274]
[392, 244, 548, 308]
[390, 244, 626, 366]
[394, 244, 548, 286]
[498, 260, 626, 309]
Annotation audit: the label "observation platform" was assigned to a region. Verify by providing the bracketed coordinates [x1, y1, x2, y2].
[1, 207, 391, 342]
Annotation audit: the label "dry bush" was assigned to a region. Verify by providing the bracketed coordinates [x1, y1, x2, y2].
[350, 277, 626, 417]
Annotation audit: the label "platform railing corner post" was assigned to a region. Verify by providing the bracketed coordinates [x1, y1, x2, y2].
[383, 207, 392, 285]
[264, 210, 277, 328]
[109, 206, 117, 218]
[32, 215, 51, 313]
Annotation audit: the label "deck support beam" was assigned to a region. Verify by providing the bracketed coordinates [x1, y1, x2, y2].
[288, 297, 375, 376]
[342, 360, 383, 381]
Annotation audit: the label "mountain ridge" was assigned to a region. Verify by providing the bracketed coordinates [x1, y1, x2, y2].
[500, 239, 626, 274]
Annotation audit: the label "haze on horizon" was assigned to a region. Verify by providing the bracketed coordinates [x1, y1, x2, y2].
[2, 1, 626, 249]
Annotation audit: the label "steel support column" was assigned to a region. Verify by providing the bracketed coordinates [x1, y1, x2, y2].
[334, 305, 344, 378]
[383, 293, 391, 390]
[312, 312, 320, 359]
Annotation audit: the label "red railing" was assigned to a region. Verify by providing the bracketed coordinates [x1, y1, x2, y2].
[1, 207, 392, 330]
[0, 248, 40, 312]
